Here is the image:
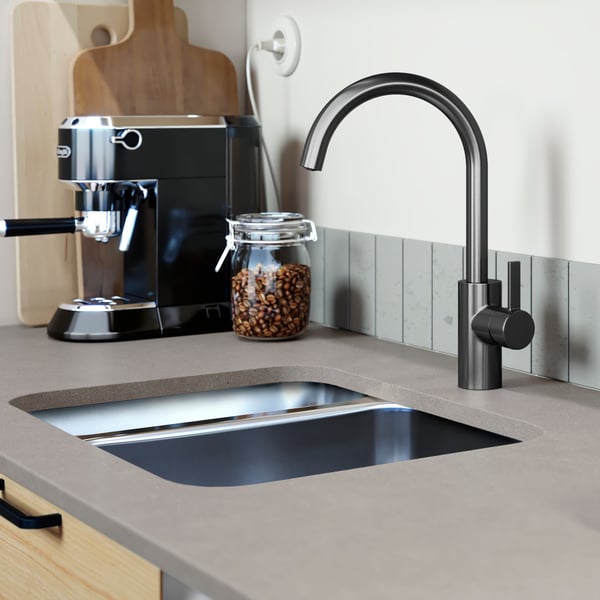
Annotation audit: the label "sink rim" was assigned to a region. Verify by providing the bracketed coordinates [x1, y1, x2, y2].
[26, 377, 545, 446]
[25, 378, 541, 488]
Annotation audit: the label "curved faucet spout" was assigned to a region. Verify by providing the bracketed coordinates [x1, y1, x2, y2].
[300, 72, 488, 284]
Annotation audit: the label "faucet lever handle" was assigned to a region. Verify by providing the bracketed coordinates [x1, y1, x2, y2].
[471, 260, 534, 350]
[508, 261, 520, 311]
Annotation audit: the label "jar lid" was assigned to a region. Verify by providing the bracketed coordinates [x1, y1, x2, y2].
[215, 212, 317, 272]
[232, 212, 316, 240]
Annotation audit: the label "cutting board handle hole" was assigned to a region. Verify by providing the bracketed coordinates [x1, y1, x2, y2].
[90, 25, 116, 47]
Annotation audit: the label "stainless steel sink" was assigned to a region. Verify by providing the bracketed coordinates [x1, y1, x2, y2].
[33, 382, 518, 487]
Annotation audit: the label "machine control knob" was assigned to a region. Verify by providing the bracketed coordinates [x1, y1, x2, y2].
[471, 261, 535, 350]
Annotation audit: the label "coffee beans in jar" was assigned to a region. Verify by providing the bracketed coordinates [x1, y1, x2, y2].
[216, 212, 317, 341]
[232, 263, 311, 339]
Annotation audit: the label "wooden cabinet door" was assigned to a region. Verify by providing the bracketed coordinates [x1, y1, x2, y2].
[0, 473, 161, 599]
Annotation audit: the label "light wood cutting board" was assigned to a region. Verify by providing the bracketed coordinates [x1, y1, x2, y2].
[11, 2, 188, 325]
[72, 0, 239, 116]
[72, 0, 240, 299]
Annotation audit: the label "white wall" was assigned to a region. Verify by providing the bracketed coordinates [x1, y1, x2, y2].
[247, 0, 599, 266]
[1, 1, 597, 324]
[0, 0, 246, 325]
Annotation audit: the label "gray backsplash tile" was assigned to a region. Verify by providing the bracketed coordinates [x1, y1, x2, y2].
[375, 235, 403, 343]
[313, 227, 597, 392]
[323, 228, 349, 329]
[531, 256, 569, 382]
[569, 261, 600, 389]
[403, 239, 432, 350]
[307, 226, 325, 325]
[488, 250, 497, 279]
[349, 232, 376, 335]
[432, 243, 463, 355]
[497, 252, 532, 373]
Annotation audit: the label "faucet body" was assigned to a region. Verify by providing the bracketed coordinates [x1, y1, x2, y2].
[301, 72, 534, 390]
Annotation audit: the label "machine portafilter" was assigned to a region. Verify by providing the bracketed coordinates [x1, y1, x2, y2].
[71, 181, 148, 251]
[0, 182, 147, 250]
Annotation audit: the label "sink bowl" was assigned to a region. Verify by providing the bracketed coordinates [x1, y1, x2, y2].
[33, 382, 517, 486]
[92, 402, 516, 486]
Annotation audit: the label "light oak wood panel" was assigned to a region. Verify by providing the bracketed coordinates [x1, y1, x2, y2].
[0, 472, 161, 599]
[72, 0, 239, 116]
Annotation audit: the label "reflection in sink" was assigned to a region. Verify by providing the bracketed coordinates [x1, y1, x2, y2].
[32, 382, 363, 436]
[33, 382, 518, 487]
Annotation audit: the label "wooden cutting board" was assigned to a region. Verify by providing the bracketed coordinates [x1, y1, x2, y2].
[73, 0, 239, 116]
[72, 0, 240, 299]
[11, 2, 189, 325]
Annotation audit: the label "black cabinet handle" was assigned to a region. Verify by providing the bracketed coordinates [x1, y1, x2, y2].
[0, 479, 62, 529]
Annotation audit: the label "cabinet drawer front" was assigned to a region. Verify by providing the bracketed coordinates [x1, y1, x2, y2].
[0, 473, 161, 599]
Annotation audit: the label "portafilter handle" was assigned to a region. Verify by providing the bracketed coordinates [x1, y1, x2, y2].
[0, 218, 82, 237]
[0, 213, 121, 244]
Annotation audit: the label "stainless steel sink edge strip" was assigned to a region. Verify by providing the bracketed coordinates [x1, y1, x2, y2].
[86, 399, 407, 447]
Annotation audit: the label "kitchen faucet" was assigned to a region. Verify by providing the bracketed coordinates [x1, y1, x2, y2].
[300, 72, 534, 390]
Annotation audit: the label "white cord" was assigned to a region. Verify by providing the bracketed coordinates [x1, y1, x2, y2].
[246, 44, 281, 211]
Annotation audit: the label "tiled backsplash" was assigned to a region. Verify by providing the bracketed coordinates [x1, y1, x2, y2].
[306, 227, 595, 389]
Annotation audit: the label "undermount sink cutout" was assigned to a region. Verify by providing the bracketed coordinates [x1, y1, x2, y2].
[32, 382, 518, 487]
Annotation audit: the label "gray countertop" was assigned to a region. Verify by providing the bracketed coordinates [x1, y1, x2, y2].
[1, 323, 599, 599]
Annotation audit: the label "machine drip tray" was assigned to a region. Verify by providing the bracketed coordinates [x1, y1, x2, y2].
[47, 300, 161, 342]
[47, 300, 232, 341]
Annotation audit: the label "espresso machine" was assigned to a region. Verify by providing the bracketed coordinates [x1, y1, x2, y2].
[1, 115, 261, 341]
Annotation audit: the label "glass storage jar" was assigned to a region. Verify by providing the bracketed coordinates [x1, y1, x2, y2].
[217, 212, 317, 340]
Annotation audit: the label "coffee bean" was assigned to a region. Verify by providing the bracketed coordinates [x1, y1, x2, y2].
[231, 263, 311, 339]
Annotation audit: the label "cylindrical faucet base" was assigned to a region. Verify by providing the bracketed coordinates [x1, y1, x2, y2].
[458, 279, 502, 390]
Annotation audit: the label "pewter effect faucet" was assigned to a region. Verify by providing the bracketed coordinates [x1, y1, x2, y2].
[300, 72, 534, 390]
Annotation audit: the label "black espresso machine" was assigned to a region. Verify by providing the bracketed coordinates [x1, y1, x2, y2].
[1, 115, 261, 341]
